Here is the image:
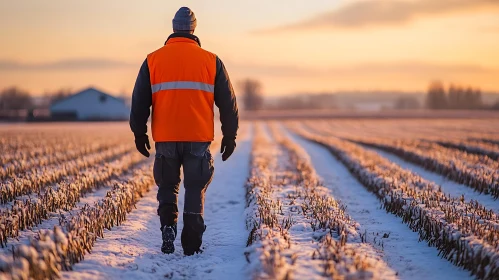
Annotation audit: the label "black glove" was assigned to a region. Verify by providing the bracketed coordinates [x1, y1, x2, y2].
[220, 137, 236, 161]
[135, 134, 151, 158]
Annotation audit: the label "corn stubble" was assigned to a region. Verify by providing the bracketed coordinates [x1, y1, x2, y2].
[0, 164, 153, 279]
[290, 123, 499, 280]
[244, 123, 395, 280]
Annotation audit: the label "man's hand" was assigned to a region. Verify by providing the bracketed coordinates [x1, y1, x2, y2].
[135, 134, 151, 157]
[220, 137, 236, 161]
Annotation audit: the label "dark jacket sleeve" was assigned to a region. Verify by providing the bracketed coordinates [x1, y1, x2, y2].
[214, 57, 239, 140]
[129, 59, 152, 137]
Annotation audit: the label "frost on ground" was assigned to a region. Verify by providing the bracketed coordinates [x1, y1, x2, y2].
[369, 147, 499, 214]
[1, 121, 498, 279]
[244, 123, 396, 280]
[286, 127, 472, 280]
[63, 125, 253, 280]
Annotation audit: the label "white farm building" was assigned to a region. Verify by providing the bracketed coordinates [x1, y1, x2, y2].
[50, 87, 129, 121]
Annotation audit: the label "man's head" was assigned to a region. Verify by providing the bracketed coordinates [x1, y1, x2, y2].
[172, 7, 197, 34]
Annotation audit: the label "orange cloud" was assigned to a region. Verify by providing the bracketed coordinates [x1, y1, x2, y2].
[230, 61, 495, 78]
[256, 0, 499, 33]
[0, 59, 135, 71]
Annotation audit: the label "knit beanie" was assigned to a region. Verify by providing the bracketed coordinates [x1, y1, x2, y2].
[172, 7, 197, 31]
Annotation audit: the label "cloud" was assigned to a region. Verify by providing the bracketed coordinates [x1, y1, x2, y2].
[229, 61, 496, 78]
[0, 59, 136, 71]
[257, 0, 499, 33]
[333, 61, 493, 75]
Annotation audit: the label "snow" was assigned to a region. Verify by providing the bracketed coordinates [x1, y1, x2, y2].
[368, 147, 499, 214]
[286, 129, 473, 280]
[0, 166, 140, 255]
[244, 124, 326, 279]
[63, 124, 253, 280]
[0, 120, 492, 279]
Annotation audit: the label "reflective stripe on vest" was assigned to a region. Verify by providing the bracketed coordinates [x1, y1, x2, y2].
[151, 81, 214, 94]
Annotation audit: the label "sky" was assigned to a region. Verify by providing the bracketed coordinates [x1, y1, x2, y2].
[0, 0, 498, 96]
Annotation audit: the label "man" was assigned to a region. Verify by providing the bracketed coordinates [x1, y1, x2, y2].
[129, 7, 239, 256]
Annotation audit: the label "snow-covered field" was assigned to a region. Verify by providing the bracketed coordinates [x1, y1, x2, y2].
[0, 119, 498, 279]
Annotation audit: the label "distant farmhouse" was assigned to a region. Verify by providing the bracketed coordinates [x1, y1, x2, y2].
[50, 87, 129, 121]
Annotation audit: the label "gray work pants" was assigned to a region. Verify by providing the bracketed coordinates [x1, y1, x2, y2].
[154, 141, 214, 254]
[154, 142, 214, 227]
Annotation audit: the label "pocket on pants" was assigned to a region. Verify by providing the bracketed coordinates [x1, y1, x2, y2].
[202, 150, 215, 184]
[153, 154, 164, 186]
[156, 142, 177, 158]
[154, 143, 177, 186]
[190, 142, 210, 157]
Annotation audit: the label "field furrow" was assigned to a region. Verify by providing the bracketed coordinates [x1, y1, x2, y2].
[471, 137, 499, 146]
[0, 137, 126, 179]
[245, 123, 396, 279]
[0, 120, 498, 279]
[434, 139, 499, 160]
[0, 143, 135, 204]
[346, 138, 499, 199]
[0, 161, 154, 279]
[0, 150, 146, 247]
[368, 147, 499, 214]
[301, 121, 499, 199]
[287, 127, 471, 280]
[289, 123, 499, 279]
[0, 161, 148, 256]
[60, 126, 251, 280]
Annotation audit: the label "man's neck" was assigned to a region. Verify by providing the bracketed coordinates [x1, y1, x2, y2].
[165, 33, 201, 47]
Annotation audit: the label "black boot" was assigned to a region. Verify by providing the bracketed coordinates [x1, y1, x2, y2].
[181, 213, 206, 256]
[158, 203, 179, 254]
[161, 224, 177, 254]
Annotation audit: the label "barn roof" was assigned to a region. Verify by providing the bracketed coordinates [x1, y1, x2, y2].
[50, 87, 125, 108]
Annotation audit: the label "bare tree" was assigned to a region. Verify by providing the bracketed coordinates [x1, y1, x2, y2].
[492, 99, 499, 110]
[239, 79, 263, 111]
[447, 84, 482, 110]
[426, 81, 447, 110]
[465, 87, 482, 109]
[0, 87, 33, 110]
[46, 88, 73, 105]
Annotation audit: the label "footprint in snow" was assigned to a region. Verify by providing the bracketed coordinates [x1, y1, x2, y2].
[127, 263, 139, 271]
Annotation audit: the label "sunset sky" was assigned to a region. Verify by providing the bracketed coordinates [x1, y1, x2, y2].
[1, 0, 498, 96]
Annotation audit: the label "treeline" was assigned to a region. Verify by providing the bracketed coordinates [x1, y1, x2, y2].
[0, 87, 33, 111]
[0, 87, 73, 111]
[426, 81, 484, 110]
[239, 79, 336, 111]
[0, 87, 75, 121]
[266, 94, 337, 110]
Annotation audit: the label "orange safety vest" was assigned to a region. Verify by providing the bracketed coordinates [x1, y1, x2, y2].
[147, 37, 217, 142]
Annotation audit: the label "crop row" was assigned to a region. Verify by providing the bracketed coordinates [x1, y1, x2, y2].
[299, 121, 499, 198]
[289, 124, 499, 279]
[0, 139, 127, 180]
[269, 123, 396, 279]
[434, 139, 499, 161]
[245, 123, 395, 279]
[0, 161, 154, 279]
[302, 120, 499, 145]
[0, 143, 134, 204]
[0, 132, 127, 165]
[0, 151, 145, 247]
[470, 137, 499, 146]
[245, 124, 293, 279]
[346, 137, 499, 199]
[0, 134, 79, 157]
